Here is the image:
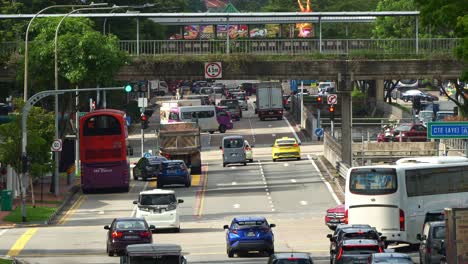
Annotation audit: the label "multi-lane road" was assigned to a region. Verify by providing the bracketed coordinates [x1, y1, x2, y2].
[0, 98, 357, 263]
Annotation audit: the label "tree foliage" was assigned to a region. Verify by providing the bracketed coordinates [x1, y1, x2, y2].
[0, 98, 54, 177]
[17, 17, 127, 94]
[372, 0, 418, 39]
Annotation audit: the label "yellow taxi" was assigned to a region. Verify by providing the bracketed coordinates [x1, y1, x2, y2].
[271, 137, 301, 162]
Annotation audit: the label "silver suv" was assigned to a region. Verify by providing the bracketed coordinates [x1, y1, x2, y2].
[417, 221, 445, 264]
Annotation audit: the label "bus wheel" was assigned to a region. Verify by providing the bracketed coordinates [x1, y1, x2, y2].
[219, 125, 227, 133]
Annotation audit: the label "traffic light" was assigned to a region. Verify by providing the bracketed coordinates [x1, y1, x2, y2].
[141, 113, 149, 129]
[124, 83, 133, 93]
[329, 105, 335, 121]
[317, 96, 323, 104]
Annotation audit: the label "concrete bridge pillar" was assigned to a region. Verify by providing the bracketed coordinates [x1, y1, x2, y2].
[376, 79, 385, 102]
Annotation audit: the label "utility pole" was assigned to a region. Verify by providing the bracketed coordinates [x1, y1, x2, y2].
[339, 70, 353, 166]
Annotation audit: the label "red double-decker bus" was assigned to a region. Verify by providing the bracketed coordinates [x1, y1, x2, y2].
[80, 109, 130, 193]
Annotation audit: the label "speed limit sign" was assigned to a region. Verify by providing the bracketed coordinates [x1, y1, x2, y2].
[204, 62, 222, 79]
[51, 139, 62, 152]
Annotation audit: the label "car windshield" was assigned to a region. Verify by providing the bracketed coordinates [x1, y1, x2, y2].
[224, 138, 244, 148]
[140, 194, 176, 206]
[234, 220, 268, 229]
[424, 213, 444, 223]
[164, 162, 184, 169]
[349, 168, 397, 195]
[343, 245, 380, 254]
[319, 83, 331, 88]
[115, 220, 147, 230]
[433, 226, 445, 239]
[373, 257, 413, 263]
[275, 259, 312, 264]
[129, 256, 180, 264]
[220, 101, 238, 107]
[342, 232, 379, 240]
[276, 140, 297, 146]
[395, 125, 412, 132]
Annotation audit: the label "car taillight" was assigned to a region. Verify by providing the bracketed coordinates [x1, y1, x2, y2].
[400, 209, 405, 231]
[112, 231, 123, 239]
[278, 110, 282, 114]
[139, 231, 152, 238]
[293, 144, 298, 147]
[379, 246, 383, 253]
[336, 247, 343, 260]
[344, 209, 348, 224]
[244, 147, 250, 151]
[231, 229, 238, 234]
[165, 154, 170, 159]
[287, 258, 299, 260]
[260, 227, 270, 232]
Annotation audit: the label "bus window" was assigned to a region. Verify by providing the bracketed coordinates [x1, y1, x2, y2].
[181, 112, 194, 120]
[83, 115, 121, 136]
[405, 166, 467, 197]
[349, 168, 397, 195]
[168, 112, 180, 121]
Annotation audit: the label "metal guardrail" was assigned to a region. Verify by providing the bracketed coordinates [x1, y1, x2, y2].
[1, 38, 460, 56]
[336, 162, 350, 179]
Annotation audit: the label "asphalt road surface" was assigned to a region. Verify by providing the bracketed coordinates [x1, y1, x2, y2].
[0, 96, 418, 264]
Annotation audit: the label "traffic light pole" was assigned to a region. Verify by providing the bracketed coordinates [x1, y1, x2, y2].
[140, 107, 146, 157]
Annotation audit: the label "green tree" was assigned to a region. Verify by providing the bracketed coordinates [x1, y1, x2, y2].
[0, 98, 54, 193]
[414, 0, 468, 116]
[17, 17, 127, 94]
[372, 0, 419, 39]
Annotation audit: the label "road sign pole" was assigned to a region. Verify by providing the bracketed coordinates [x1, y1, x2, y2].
[141, 107, 145, 157]
[317, 108, 321, 141]
[300, 81, 304, 129]
[465, 139, 468, 158]
[331, 119, 334, 138]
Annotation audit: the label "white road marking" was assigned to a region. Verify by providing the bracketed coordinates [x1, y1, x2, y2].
[290, 179, 297, 183]
[248, 118, 256, 143]
[233, 204, 240, 209]
[232, 182, 237, 185]
[268, 125, 272, 127]
[272, 134, 276, 137]
[307, 154, 341, 205]
[283, 116, 301, 144]
[300, 200, 308, 205]
[131, 181, 149, 217]
[230, 166, 236, 170]
[284, 163, 289, 167]
[0, 229, 8, 237]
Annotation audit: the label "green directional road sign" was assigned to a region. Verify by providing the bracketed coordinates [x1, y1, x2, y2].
[427, 121, 468, 139]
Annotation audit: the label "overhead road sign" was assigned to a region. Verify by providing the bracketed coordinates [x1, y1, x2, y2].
[427, 122, 468, 139]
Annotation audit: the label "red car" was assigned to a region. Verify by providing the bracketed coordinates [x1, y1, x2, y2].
[377, 123, 427, 142]
[325, 204, 346, 230]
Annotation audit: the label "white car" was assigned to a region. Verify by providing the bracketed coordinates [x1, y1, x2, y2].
[238, 100, 248, 111]
[133, 189, 184, 232]
[244, 140, 254, 162]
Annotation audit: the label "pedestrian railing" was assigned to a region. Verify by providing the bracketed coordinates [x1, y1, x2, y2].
[1, 38, 460, 57]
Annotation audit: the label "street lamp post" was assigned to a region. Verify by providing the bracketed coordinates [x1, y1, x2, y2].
[23, 3, 103, 102]
[54, 4, 125, 196]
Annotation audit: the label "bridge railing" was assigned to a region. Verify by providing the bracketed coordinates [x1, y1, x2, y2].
[1, 38, 460, 56]
[119, 38, 460, 55]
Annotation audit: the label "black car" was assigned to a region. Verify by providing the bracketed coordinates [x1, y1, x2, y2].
[268, 252, 314, 264]
[331, 239, 382, 264]
[400, 89, 439, 102]
[327, 224, 385, 263]
[133, 156, 167, 181]
[104, 217, 155, 256]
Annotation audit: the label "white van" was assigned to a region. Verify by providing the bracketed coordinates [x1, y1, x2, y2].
[149, 80, 169, 96]
[133, 189, 184, 232]
[179, 105, 220, 134]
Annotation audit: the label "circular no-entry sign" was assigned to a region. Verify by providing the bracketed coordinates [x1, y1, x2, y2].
[204, 62, 222, 79]
[51, 139, 63, 152]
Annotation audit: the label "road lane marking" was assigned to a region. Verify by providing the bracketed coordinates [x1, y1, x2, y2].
[194, 164, 208, 218]
[58, 195, 87, 225]
[300, 200, 308, 205]
[191, 174, 201, 186]
[307, 154, 341, 205]
[7, 228, 38, 257]
[233, 204, 240, 209]
[248, 118, 256, 143]
[291, 179, 297, 183]
[283, 116, 301, 144]
[148, 180, 157, 188]
[0, 229, 8, 237]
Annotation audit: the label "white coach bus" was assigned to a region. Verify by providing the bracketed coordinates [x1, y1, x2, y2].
[345, 156, 468, 244]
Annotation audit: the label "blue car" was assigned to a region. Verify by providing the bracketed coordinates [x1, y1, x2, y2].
[223, 216, 275, 258]
[157, 160, 191, 188]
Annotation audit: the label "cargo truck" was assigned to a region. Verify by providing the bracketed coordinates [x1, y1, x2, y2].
[255, 82, 283, 121]
[443, 207, 468, 264]
[159, 122, 202, 174]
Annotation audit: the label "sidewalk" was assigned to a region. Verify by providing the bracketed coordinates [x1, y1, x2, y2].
[0, 175, 79, 228]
